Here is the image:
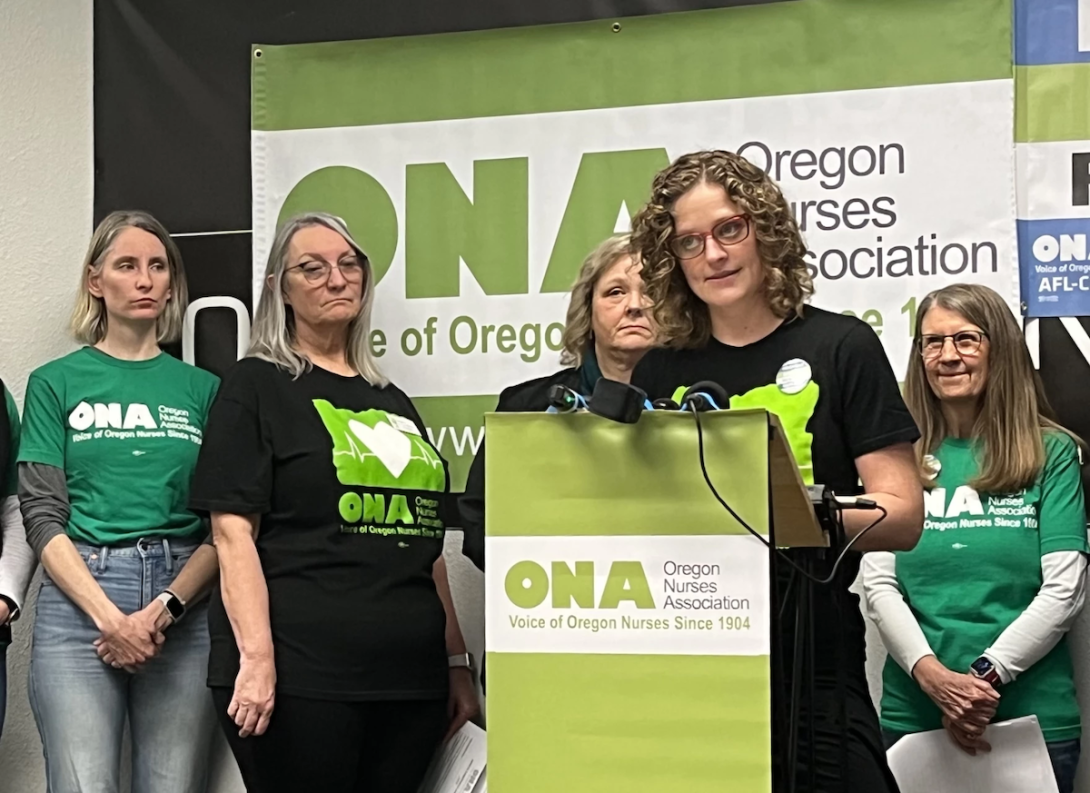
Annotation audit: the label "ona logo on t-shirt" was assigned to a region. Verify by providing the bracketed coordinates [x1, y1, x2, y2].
[69, 401, 158, 431]
[313, 399, 444, 491]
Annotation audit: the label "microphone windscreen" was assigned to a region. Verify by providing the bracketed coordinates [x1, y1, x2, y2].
[682, 380, 729, 411]
[588, 379, 647, 424]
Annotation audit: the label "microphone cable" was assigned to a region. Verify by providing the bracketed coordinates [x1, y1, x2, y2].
[685, 393, 888, 587]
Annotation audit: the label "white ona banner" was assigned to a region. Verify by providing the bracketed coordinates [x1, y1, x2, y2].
[254, 79, 1017, 400]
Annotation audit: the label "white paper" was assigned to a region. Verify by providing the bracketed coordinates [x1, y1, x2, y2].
[886, 716, 1058, 793]
[418, 722, 487, 793]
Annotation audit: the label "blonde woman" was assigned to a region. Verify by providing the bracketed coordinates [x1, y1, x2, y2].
[190, 212, 477, 793]
[458, 234, 654, 571]
[18, 211, 221, 793]
[630, 150, 923, 793]
[862, 283, 1086, 793]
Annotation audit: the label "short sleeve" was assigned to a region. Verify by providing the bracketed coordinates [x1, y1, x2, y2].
[3, 386, 19, 497]
[17, 372, 66, 470]
[1038, 433, 1089, 557]
[189, 363, 272, 515]
[200, 371, 221, 419]
[834, 322, 920, 458]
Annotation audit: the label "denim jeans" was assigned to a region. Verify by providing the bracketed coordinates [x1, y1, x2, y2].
[29, 538, 215, 793]
[883, 729, 1081, 793]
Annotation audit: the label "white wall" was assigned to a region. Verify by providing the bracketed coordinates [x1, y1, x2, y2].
[0, 0, 92, 788]
[0, 1, 1087, 791]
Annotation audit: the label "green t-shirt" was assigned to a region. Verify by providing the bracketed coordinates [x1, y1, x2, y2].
[3, 385, 18, 497]
[18, 347, 220, 545]
[880, 432, 1088, 741]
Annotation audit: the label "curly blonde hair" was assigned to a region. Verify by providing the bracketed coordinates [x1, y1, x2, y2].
[630, 150, 813, 347]
[559, 234, 634, 367]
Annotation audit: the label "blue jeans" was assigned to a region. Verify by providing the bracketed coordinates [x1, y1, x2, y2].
[29, 538, 215, 793]
[883, 729, 1081, 793]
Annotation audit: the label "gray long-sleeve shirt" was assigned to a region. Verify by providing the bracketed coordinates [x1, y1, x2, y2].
[18, 461, 71, 557]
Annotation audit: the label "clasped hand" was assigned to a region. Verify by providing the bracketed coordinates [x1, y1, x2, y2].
[94, 601, 168, 672]
[914, 656, 999, 755]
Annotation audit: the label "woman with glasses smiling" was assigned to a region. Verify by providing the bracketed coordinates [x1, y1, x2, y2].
[190, 212, 477, 793]
[631, 150, 923, 793]
[863, 283, 1087, 793]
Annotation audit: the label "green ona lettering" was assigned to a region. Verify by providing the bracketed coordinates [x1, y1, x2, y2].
[505, 561, 549, 609]
[385, 494, 414, 525]
[541, 148, 670, 293]
[406, 157, 529, 298]
[279, 149, 673, 300]
[339, 492, 419, 526]
[551, 561, 594, 609]
[363, 493, 386, 523]
[339, 493, 363, 523]
[505, 560, 656, 609]
[598, 561, 655, 609]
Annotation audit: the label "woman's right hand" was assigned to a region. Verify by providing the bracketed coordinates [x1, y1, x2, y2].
[913, 656, 999, 728]
[229, 653, 276, 738]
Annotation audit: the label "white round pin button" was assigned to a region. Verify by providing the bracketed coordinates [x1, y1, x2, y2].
[776, 358, 812, 395]
[923, 454, 941, 479]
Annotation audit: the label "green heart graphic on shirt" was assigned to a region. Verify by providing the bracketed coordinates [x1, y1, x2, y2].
[313, 400, 445, 491]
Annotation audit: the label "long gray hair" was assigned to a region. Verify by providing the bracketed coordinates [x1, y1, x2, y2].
[249, 212, 387, 385]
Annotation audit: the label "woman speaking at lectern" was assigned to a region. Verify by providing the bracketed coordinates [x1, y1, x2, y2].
[630, 150, 924, 793]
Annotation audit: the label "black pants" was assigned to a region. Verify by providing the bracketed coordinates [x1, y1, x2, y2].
[790, 685, 901, 793]
[212, 688, 447, 793]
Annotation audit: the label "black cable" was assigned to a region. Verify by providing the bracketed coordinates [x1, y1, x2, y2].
[693, 410, 888, 586]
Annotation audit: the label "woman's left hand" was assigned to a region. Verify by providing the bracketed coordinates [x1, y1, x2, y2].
[445, 667, 481, 741]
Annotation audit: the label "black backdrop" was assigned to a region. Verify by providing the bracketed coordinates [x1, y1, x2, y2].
[93, 0, 1090, 503]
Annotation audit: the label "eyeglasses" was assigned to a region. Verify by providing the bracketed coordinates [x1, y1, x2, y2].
[918, 330, 988, 358]
[287, 256, 366, 283]
[670, 214, 752, 260]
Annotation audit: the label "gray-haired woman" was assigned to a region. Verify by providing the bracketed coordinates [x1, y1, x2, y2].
[458, 233, 655, 571]
[189, 212, 477, 793]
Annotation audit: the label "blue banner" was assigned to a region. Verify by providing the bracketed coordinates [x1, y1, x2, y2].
[1019, 218, 1090, 316]
[1015, 0, 1090, 65]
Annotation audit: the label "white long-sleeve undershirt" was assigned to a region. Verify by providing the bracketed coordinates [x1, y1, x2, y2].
[862, 549, 1086, 684]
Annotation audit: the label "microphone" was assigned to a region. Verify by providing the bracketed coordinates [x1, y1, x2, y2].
[587, 379, 648, 424]
[547, 384, 586, 413]
[680, 381, 729, 412]
[650, 398, 680, 411]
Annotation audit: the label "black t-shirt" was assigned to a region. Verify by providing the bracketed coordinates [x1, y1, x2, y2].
[633, 307, 920, 689]
[190, 358, 450, 701]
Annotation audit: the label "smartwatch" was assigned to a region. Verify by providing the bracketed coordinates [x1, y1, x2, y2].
[969, 656, 1001, 687]
[155, 590, 187, 624]
[448, 653, 475, 671]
